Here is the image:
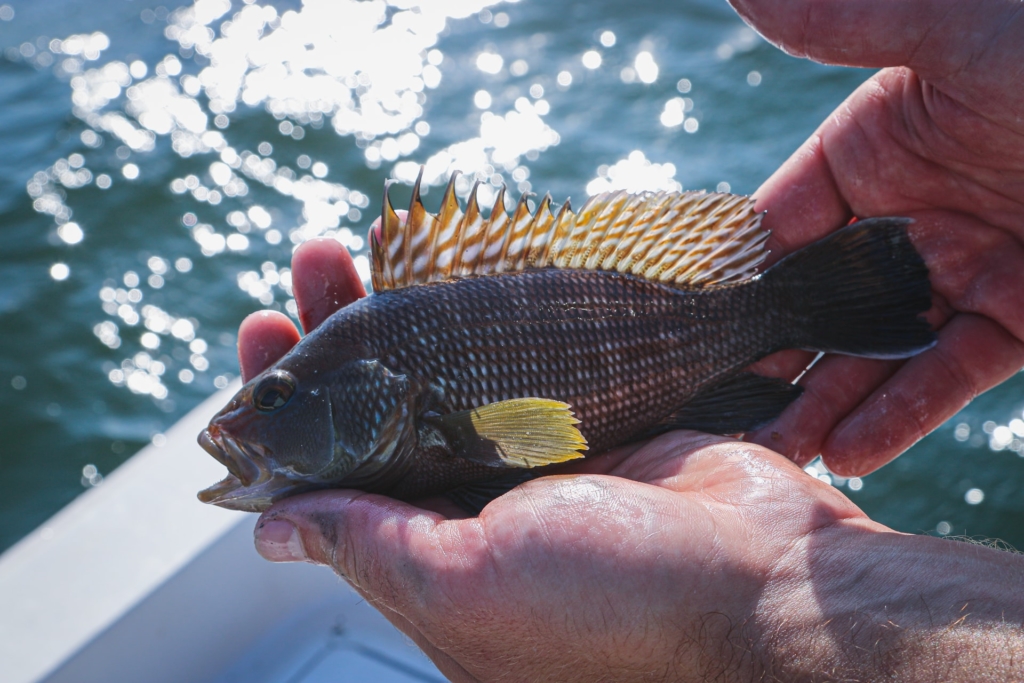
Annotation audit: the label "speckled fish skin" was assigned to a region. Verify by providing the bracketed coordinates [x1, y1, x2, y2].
[313, 268, 774, 499]
[224, 267, 782, 503]
[197, 183, 935, 512]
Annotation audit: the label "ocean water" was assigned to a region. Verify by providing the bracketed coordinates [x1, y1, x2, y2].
[0, 0, 1022, 555]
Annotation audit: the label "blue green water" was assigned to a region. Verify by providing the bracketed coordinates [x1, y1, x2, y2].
[1, 0, 1022, 554]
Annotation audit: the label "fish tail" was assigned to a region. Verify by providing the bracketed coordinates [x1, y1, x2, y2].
[765, 218, 936, 358]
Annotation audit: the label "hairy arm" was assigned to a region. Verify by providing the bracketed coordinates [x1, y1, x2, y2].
[755, 527, 1024, 681]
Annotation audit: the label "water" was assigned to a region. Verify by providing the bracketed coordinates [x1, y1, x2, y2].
[1, 0, 1022, 555]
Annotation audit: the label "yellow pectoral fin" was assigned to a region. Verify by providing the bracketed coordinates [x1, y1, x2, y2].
[437, 398, 588, 468]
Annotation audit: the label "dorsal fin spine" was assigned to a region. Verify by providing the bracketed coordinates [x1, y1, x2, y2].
[369, 226, 385, 293]
[453, 181, 486, 276]
[380, 180, 402, 289]
[524, 194, 555, 268]
[557, 194, 605, 268]
[554, 198, 600, 269]
[541, 199, 574, 267]
[503, 193, 535, 272]
[480, 186, 510, 273]
[431, 173, 463, 280]
[407, 170, 437, 288]
[569, 190, 618, 269]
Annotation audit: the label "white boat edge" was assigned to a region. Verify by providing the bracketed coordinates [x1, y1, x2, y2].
[0, 380, 444, 683]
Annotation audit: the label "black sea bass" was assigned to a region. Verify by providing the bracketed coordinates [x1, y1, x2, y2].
[198, 172, 935, 512]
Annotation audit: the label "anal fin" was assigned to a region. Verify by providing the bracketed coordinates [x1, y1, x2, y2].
[650, 372, 803, 436]
[434, 398, 588, 468]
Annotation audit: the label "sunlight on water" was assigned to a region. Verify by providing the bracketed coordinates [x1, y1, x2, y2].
[393, 95, 559, 206]
[963, 414, 1024, 455]
[21, 0, 594, 408]
[586, 152, 681, 195]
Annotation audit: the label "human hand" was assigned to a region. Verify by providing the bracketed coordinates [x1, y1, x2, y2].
[733, 0, 1024, 476]
[241, 239, 1024, 682]
[253, 445, 1024, 683]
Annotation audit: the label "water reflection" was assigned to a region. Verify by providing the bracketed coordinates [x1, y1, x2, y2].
[585, 151, 680, 195]
[23, 0, 528, 404]
[966, 414, 1024, 454]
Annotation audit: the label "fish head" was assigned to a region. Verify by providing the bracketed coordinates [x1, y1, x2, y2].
[197, 356, 414, 512]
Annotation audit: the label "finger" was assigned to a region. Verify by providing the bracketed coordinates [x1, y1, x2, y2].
[256, 492, 490, 681]
[291, 238, 366, 334]
[745, 349, 818, 399]
[255, 503, 479, 682]
[729, 0, 1024, 123]
[822, 313, 1024, 476]
[730, 0, 1013, 74]
[237, 311, 301, 382]
[254, 490, 458, 614]
[911, 212, 1024, 344]
[753, 131, 853, 266]
[747, 354, 904, 468]
[748, 292, 953, 466]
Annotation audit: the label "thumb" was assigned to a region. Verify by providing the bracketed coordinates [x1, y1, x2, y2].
[730, 0, 1019, 91]
[256, 492, 486, 683]
[254, 490, 448, 608]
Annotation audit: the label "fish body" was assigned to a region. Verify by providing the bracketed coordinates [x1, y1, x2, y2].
[199, 175, 935, 512]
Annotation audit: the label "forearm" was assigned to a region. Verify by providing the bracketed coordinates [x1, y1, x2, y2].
[753, 522, 1024, 681]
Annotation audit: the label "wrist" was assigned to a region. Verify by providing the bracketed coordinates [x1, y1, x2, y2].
[753, 521, 1024, 681]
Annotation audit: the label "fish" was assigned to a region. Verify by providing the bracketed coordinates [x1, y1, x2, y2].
[197, 171, 936, 513]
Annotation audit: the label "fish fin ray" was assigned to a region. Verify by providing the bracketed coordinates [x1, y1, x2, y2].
[766, 217, 937, 358]
[429, 173, 464, 283]
[370, 169, 768, 291]
[646, 372, 803, 436]
[435, 398, 588, 468]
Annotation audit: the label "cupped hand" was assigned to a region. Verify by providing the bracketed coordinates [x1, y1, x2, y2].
[255, 430, 879, 682]
[735, 0, 1024, 475]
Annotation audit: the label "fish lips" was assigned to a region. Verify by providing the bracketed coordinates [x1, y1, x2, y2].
[197, 427, 309, 511]
[197, 471, 315, 512]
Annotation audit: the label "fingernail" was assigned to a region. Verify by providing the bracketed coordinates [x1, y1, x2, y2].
[255, 519, 307, 562]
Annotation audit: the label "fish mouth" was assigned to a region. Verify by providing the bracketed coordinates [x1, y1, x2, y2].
[198, 427, 263, 487]
[197, 428, 312, 512]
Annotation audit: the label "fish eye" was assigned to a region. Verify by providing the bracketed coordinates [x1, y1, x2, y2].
[253, 371, 296, 412]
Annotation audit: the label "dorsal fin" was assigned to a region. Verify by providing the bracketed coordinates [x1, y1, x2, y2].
[369, 170, 768, 293]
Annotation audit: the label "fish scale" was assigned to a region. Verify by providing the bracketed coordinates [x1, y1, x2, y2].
[330, 268, 774, 460]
